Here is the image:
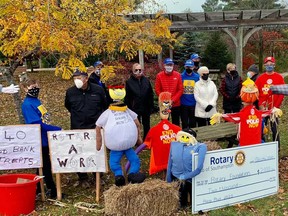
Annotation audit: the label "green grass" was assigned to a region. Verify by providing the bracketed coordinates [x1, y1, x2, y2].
[1, 71, 288, 215]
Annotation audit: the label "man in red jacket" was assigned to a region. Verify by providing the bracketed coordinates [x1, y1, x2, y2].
[155, 58, 183, 126]
[255, 56, 285, 150]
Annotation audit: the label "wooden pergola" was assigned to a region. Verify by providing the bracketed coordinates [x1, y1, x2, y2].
[125, 9, 288, 73]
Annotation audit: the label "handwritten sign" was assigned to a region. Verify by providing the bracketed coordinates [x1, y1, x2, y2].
[48, 129, 106, 173]
[0, 125, 42, 170]
[192, 142, 278, 214]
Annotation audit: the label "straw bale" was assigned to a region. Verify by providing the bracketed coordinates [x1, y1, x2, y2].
[104, 179, 179, 216]
[204, 140, 222, 151]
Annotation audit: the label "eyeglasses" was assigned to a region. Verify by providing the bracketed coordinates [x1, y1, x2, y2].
[134, 69, 142, 72]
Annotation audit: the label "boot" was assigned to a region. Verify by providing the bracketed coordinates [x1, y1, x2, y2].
[115, 175, 125, 186]
[128, 172, 146, 184]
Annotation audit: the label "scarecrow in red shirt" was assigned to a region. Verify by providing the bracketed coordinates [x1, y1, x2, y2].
[210, 78, 282, 146]
[125, 92, 181, 176]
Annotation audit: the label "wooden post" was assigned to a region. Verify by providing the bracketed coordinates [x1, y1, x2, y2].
[169, 47, 173, 60]
[38, 168, 45, 201]
[56, 173, 62, 200]
[139, 50, 144, 70]
[96, 172, 101, 203]
[158, 52, 163, 69]
[236, 26, 243, 74]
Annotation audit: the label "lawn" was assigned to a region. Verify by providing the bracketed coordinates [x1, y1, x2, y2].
[0, 70, 288, 216]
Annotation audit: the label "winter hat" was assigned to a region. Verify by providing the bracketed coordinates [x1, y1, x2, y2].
[247, 64, 259, 74]
[197, 66, 209, 75]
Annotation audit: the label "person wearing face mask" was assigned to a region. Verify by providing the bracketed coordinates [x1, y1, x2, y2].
[65, 69, 107, 187]
[255, 56, 285, 150]
[180, 59, 200, 129]
[124, 63, 154, 140]
[246, 64, 259, 82]
[220, 63, 242, 114]
[89, 61, 112, 104]
[194, 66, 218, 127]
[21, 78, 62, 199]
[155, 58, 183, 126]
[190, 53, 201, 73]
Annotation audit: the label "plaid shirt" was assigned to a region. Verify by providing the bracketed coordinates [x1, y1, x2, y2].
[270, 84, 288, 95]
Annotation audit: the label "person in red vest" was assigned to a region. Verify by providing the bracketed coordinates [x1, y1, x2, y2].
[255, 56, 285, 150]
[155, 58, 183, 126]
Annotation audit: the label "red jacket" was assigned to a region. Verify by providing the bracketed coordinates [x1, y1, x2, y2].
[155, 71, 183, 107]
[255, 72, 285, 109]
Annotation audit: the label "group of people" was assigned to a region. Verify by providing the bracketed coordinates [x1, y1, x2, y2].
[16, 53, 285, 201]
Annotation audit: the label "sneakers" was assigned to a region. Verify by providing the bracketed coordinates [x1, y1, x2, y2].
[128, 172, 146, 184]
[115, 175, 125, 186]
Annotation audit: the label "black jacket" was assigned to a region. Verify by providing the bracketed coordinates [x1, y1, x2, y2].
[124, 75, 154, 114]
[88, 73, 112, 104]
[65, 83, 107, 129]
[220, 73, 242, 111]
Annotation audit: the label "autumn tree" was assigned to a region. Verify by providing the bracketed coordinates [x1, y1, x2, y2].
[0, 0, 174, 122]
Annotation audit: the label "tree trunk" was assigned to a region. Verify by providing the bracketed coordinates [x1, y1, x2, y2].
[4, 62, 25, 124]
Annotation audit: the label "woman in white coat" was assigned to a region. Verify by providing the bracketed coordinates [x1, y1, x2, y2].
[194, 66, 218, 127]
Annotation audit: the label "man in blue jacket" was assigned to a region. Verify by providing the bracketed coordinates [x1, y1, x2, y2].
[181, 59, 200, 129]
[166, 128, 207, 208]
[21, 78, 61, 199]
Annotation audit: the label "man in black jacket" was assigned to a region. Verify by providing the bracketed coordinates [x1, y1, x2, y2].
[65, 69, 107, 187]
[124, 63, 154, 140]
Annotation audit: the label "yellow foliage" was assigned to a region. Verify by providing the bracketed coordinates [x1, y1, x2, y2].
[0, 0, 176, 79]
[55, 56, 86, 80]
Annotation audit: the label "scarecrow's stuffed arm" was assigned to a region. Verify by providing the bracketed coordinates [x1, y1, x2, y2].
[179, 144, 207, 180]
[0, 84, 20, 94]
[96, 126, 102, 151]
[134, 118, 143, 146]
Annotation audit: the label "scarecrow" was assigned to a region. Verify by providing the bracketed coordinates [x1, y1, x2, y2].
[210, 78, 282, 146]
[96, 82, 146, 186]
[166, 128, 207, 208]
[125, 92, 181, 176]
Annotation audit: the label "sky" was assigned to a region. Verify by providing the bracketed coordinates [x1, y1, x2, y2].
[156, 0, 206, 13]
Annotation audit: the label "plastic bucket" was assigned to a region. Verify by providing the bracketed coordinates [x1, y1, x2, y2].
[0, 173, 41, 216]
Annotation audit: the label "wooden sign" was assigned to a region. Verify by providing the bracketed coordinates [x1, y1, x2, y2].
[48, 129, 106, 173]
[0, 125, 42, 170]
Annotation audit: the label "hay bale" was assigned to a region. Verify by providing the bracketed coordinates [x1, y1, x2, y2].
[204, 140, 222, 151]
[104, 179, 179, 216]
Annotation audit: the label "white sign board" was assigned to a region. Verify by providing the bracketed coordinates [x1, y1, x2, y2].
[192, 142, 278, 214]
[0, 125, 42, 170]
[48, 129, 106, 173]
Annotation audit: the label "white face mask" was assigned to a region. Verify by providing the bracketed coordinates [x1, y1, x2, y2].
[164, 66, 173, 73]
[74, 79, 84, 89]
[95, 69, 101, 76]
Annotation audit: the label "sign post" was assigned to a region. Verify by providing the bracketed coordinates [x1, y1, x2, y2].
[48, 129, 107, 202]
[192, 142, 278, 214]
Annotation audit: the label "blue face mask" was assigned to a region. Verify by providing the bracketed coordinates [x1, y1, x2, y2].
[265, 65, 274, 72]
[247, 72, 252, 78]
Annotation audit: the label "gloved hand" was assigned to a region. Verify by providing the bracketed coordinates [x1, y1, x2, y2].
[1, 84, 20, 94]
[205, 105, 213, 112]
[210, 113, 222, 125]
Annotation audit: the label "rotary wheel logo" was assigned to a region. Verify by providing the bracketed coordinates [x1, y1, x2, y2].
[235, 151, 245, 166]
